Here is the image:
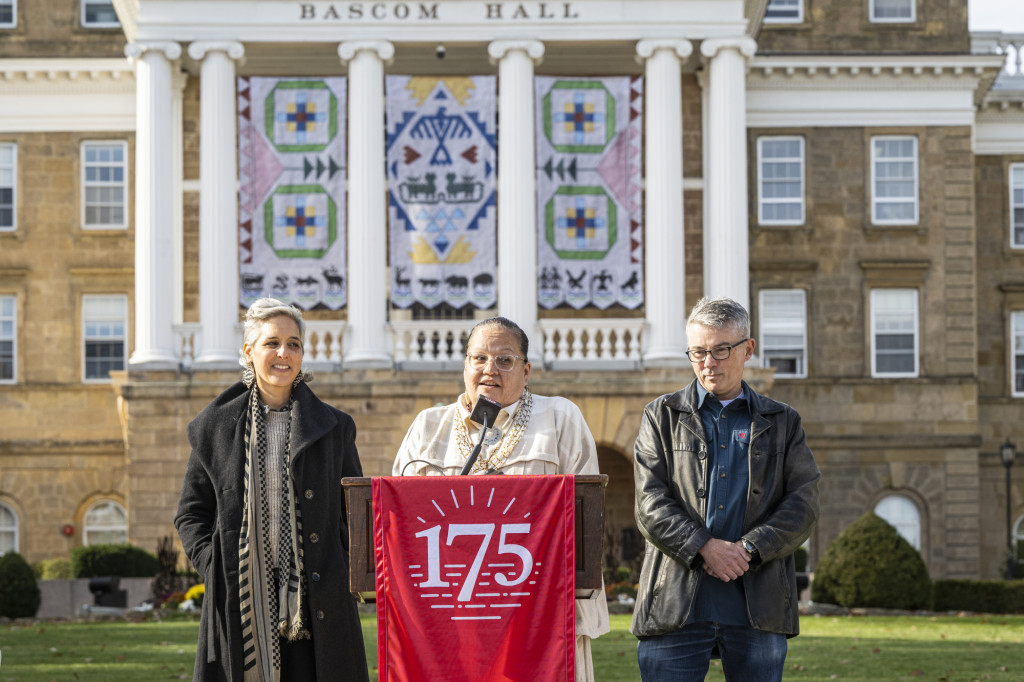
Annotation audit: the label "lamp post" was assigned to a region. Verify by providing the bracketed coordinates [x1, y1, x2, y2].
[1000, 439, 1017, 580]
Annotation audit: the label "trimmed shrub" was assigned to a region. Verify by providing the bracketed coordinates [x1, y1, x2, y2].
[933, 579, 1024, 614]
[811, 512, 931, 610]
[0, 552, 42, 618]
[793, 545, 808, 573]
[37, 557, 73, 579]
[71, 544, 159, 578]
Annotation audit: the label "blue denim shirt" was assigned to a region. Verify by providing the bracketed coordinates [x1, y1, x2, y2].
[689, 383, 751, 626]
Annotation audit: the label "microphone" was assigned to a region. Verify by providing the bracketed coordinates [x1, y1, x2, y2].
[459, 395, 502, 475]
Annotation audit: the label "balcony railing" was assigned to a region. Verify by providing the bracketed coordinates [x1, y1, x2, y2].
[538, 318, 645, 369]
[391, 320, 475, 370]
[972, 31, 1024, 85]
[173, 318, 647, 371]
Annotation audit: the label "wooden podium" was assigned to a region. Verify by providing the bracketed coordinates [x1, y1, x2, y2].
[342, 474, 607, 601]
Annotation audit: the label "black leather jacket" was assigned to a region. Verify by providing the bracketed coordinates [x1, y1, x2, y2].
[630, 380, 820, 637]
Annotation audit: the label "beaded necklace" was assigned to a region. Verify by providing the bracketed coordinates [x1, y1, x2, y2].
[453, 387, 533, 473]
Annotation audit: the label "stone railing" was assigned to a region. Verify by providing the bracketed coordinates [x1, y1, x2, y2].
[173, 322, 201, 369]
[391, 320, 475, 369]
[304, 320, 347, 367]
[175, 318, 648, 370]
[537, 318, 645, 369]
[172, 321, 343, 370]
[972, 31, 1024, 83]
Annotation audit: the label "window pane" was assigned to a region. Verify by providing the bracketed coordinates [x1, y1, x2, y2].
[82, 142, 127, 228]
[759, 137, 804, 225]
[1014, 312, 1024, 396]
[765, 0, 801, 21]
[84, 0, 118, 25]
[1013, 164, 1024, 248]
[2, 501, 20, 554]
[759, 289, 807, 378]
[0, 1, 13, 27]
[82, 295, 126, 381]
[872, 290, 917, 376]
[875, 496, 920, 549]
[0, 143, 13, 230]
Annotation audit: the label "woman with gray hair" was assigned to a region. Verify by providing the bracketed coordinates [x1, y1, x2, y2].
[175, 297, 369, 681]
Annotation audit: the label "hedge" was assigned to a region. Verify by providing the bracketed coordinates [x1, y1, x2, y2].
[70, 544, 160, 578]
[932, 578, 1024, 614]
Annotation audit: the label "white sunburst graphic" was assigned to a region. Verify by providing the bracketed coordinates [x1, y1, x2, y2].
[405, 484, 543, 621]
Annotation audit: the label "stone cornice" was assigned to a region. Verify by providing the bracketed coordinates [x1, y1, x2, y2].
[0, 59, 135, 86]
[748, 54, 1004, 89]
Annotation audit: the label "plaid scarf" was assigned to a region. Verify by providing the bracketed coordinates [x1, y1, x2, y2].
[238, 385, 310, 682]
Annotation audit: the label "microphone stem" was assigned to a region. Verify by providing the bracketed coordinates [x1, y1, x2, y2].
[459, 415, 489, 475]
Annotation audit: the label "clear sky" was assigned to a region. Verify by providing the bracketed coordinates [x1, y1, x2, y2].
[969, 0, 1024, 32]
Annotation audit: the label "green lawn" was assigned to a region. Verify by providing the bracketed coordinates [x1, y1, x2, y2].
[1, 612, 1022, 681]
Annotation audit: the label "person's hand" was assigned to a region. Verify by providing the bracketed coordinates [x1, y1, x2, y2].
[698, 538, 752, 582]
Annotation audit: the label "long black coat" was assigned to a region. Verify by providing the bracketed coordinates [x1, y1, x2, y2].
[174, 381, 369, 682]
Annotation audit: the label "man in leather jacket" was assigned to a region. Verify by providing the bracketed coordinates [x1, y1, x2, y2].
[631, 297, 820, 682]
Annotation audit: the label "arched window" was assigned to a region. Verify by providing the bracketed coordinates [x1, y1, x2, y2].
[0, 502, 17, 555]
[874, 495, 921, 550]
[83, 500, 128, 545]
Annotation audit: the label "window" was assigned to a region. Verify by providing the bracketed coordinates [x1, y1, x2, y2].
[758, 136, 805, 225]
[871, 136, 918, 225]
[81, 0, 118, 27]
[1013, 312, 1024, 398]
[81, 141, 127, 229]
[874, 495, 921, 550]
[1012, 163, 1024, 249]
[0, 0, 14, 28]
[759, 289, 807, 378]
[82, 294, 127, 382]
[83, 500, 127, 545]
[0, 142, 14, 230]
[0, 295, 14, 383]
[0, 503, 17, 555]
[870, 289, 918, 377]
[871, 0, 914, 22]
[764, 0, 802, 23]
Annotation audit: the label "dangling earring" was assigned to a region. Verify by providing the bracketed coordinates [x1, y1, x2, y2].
[242, 361, 255, 388]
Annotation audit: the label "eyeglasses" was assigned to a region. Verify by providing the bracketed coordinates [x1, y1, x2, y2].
[685, 338, 749, 363]
[465, 353, 523, 372]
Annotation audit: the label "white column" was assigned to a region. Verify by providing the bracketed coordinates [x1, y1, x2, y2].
[171, 71, 188, 326]
[636, 39, 692, 366]
[338, 41, 394, 368]
[125, 41, 181, 369]
[188, 41, 245, 369]
[488, 40, 544, 363]
[700, 37, 757, 311]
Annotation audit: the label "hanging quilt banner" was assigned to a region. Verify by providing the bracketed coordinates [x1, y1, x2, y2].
[387, 76, 497, 310]
[238, 76, 348, 310]
[535, 76, 644, 310]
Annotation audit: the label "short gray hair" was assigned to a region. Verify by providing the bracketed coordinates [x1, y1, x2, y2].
[238, 297, 306, 368]
[687, 296, 750, 338]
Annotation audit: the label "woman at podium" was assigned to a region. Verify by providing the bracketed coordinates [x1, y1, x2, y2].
[393, 315, 610, 682]
[175, 298, 369, 682]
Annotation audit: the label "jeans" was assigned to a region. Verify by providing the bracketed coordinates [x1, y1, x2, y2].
[637, 621, 787, 682]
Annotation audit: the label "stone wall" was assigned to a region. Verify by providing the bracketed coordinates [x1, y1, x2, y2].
[756, 0, 969, 55]
[0, 0, 127, 58]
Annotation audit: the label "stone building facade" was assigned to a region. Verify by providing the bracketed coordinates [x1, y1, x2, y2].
[1, 0, 1022, 582]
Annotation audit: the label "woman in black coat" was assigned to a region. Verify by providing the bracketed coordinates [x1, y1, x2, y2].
[175, 298, 369, 682]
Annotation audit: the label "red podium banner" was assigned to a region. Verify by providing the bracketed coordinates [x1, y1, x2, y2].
[372, 475, 576, 682]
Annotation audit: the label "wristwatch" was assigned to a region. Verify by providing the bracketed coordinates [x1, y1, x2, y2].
[741, 539, 758, 557]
